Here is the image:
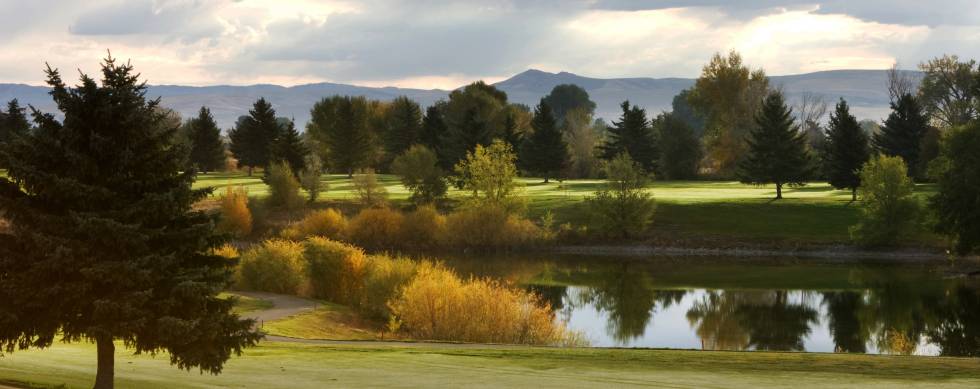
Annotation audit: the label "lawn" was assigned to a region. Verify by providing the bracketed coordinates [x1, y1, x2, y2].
[261, 302, 390, 341]
[1, 341, 979, 388]
[194, 172, 940, 246]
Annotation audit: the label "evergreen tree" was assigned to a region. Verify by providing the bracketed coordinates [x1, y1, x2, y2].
[655, 112, 702, 180]
[439, 81, 509, 167]
[0, 99, 30, 142]
[671, 89, 706, 137]
[0, 57, 260, 389]
[270, 119, 308, 176]
[520, 99, 569, 183]
[500, 106, 526, 156]
[738, 92, 812, 199]
[420, 102, 447, 153]
[308, 96, 376, 177]
[228, 98, 281, 175]
[599, 101, 658, 172]
[185, 106, 225, 174]
[823, 99, 870, 200]
[383, 96, 423, 168]
[931, 122, 980, 255]
[873, 93, 928, 177]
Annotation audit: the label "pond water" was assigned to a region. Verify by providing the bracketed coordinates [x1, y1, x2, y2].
[443, 255, 980, 356]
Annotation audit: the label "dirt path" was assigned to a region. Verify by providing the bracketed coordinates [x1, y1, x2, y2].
[234, 291, 318, 324]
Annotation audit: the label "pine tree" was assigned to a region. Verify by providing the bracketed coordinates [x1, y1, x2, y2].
[270, 119, 308, 176]
[309, 96, 376, 177]
[0, 99, 30, 141]
[599, 101, 658, 172]
[500, 107, 525, 156]
[383, 96, 423, 167]
[185, 106, 226, 174]
[655, 112, 702, 180]
[738, 92, 812, 199]
[439, 82, 509, 167]
[520, 99, 569, 183]
[0, 56, 260, 389]
[824, 99, 870, 200]
[228, 98, 281, 176]
[873, 93, 929, 178]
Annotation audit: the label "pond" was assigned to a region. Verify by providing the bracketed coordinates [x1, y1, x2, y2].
[443, 255, 980, 356]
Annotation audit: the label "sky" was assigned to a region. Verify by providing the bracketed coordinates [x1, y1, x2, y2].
[1, 0, 978, 89]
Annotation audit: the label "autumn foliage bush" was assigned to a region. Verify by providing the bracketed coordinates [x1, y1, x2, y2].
[388, 262, 580, 345]
[236, 239, 306, 294]
[443, 204, 544, 249]
[346, 207, 404, 250]
[281, 208, 347, 240]
[399, 205, 447, 250]
[216, 186, 252, 237]
[361, 254, 419, 320]
[303, 237, 368, 307]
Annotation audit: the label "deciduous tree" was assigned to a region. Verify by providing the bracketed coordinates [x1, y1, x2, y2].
[931, 122, 980, 255]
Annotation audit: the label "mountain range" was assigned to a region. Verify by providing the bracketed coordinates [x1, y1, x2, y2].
[0, 69, 923, 130]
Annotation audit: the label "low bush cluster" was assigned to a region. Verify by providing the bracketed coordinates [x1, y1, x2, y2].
[236, 239, 306, 294]
[389, 262, 582, 345]
[346, 207, 405, 250]
[216, 186, 252, 237]
[442, 204, 544, 249]
[231, 237, 579, 346]
[281, 208, 347, 241]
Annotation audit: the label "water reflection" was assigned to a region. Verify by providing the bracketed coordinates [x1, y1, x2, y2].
[443, 255, 980, 356]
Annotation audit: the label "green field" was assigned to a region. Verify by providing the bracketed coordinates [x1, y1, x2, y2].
[195, 172, 940, 246]
[2, 341, 980, 388]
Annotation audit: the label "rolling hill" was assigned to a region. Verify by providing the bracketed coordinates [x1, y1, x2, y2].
[0, 69, 922, 130]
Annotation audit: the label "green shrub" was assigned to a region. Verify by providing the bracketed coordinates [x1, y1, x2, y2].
[266, 161, 305, 210]
[237, 239, 306, 294]
[392, 145, 447, 204]
[453, 139, 525, 213]
[400, 205, 447, 249]
[300, 154, 326, 204]
[303, 237, 368, 306]
[586, 153, 657, 238]
[361, 254, 419, 320]
[443, 204, 544, 249]
[216, 186, 252, 237]
[282, 208, 347, 240]
[347, 207, 404, 250]
[850, 155, 922, 247]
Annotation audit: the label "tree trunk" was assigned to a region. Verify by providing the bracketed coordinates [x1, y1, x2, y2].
[93, 336, 115, 389]
[775, 183, 783, 200]
[247, 166, 253, 177]
[543, 177, 550, 184]
[852, 187, 857, 201]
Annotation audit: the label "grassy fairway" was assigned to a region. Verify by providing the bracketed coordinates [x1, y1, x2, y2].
[1, 341, 979, 388]
[262, 302, 388, 341]
[194, 172, 939, 245]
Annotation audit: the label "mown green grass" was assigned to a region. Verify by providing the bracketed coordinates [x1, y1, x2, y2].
[1, 341, 978, 388]
[262, 302, 386, 341]
[219, 293, 274, 315]
[195, 172, 940, 245]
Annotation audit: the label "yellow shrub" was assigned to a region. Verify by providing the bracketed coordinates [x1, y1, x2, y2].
[443, 204, 545, 249]
[303, 237, 368, 307]
[237, 239, 305, 294]
[282, 208, 347, 240]
[389, 262, 580, 345]
[361, 254, 419, 320]
[400, 205, 446, 250]
[347, 207, 404, 250]
[212, 244, 240, 259]
[217, 186, 252, 237]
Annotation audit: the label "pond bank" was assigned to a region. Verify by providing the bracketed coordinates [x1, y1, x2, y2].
[552, 244, 977, 263]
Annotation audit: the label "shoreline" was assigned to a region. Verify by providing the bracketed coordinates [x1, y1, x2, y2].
[550, 244, 979, 263]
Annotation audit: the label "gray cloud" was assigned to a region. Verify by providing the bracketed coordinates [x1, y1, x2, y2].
[70, 0, 223, 43]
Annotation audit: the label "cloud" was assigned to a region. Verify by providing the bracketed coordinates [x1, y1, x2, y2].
[0, 0, 978, 88]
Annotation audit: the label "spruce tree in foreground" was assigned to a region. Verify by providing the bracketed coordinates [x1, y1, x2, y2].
[0, 99, 31, 168]
[738, 92, 812, 199]
[823, 99, 870, 201]
[873, 93, 928, 177]
[186, 106, 226, 174]
[0, 57, 260, 389]
[521, 99, 569, 182]
[599, 101, 657, 172]
[229, 98, 281, 175]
